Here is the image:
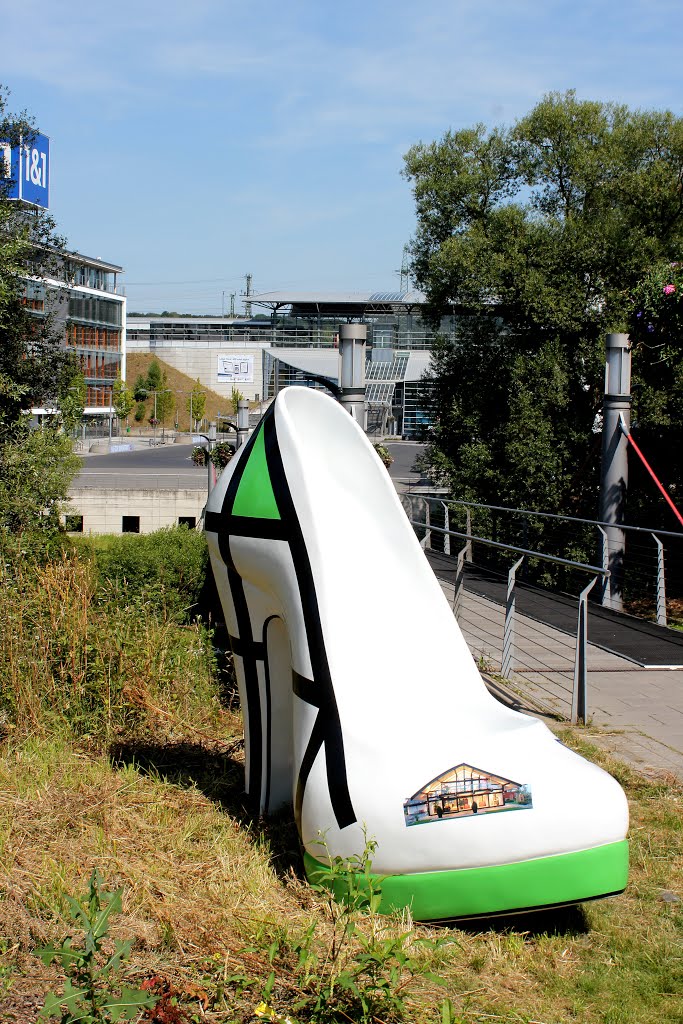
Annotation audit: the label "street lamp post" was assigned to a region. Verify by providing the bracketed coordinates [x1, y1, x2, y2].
[339, 323, 367, 428]
[150, 389, 172, 445]
[598, 333, 632, 611]
[194, 423, 217, 497]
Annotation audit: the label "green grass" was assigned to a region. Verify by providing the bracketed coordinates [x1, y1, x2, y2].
[0, 539, 681, 1022]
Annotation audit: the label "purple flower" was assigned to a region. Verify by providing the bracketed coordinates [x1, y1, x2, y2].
[664, 284, 676, 295]
[647, 324, 655, 332]
[636, 311, 643, 318]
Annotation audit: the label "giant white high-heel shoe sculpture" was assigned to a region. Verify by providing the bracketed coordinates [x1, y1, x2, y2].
[205, 387, 628, 920]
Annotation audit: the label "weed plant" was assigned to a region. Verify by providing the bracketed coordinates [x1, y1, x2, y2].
[248, 833, 453, 1023]
[37, 869, 155, 1022]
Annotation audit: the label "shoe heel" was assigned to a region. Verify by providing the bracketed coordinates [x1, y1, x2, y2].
[226, 572, 294, 814]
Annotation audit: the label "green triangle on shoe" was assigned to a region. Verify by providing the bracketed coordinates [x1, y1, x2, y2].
[232, 424, 281, 520]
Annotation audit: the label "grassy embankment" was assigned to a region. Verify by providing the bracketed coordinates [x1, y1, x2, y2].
[0, 529, 681, 1023]
[125, 354, 255, 435]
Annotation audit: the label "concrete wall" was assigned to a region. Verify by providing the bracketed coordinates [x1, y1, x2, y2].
[66, 487, 207, 535]
[126, 339, 267, 402]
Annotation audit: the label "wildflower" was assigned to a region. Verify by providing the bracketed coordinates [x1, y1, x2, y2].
[647, 324, 655, 332]
[663, 284, 676, 295]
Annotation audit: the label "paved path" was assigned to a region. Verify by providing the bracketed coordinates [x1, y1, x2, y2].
[427, 550, 683, 668]
[75, 444, 208, 490]
[436, 571, 683, 784]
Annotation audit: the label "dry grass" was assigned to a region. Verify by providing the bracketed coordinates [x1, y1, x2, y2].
[0, 728, 680, 1023]
[0, 548, 681, 1021]
[126, 354, 252, 433]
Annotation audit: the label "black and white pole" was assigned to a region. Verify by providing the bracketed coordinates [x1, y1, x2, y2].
[598, 333, 632, 611]
[339, 324, 367, 428]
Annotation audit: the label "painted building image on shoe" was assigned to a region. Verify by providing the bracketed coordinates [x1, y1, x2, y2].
[403, 763, 533, 826]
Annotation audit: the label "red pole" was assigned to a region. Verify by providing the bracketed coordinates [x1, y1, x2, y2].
[620, 417, 683, 529]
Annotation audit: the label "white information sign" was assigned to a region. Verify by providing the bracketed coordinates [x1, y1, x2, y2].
[217, 355, 254, 383]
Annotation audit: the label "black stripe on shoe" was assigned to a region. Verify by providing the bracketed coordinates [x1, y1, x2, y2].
[228, 566, 263, 807]
[263, 409, 356, 831]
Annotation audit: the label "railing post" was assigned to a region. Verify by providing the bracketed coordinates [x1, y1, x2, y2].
[453, 544, 468, 620]
[442, 501, 450, 556]
[419, 498, 432, 550]
[597, 525, 611, 607]
[502, 556, 524, 679]
[572, 576, 599, 725]
[465, 508, 473, 562]
[652, 533, 667, 627]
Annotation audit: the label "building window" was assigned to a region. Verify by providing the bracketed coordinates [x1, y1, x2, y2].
[122, 515, 140, 534]
[178, 516, 196, 529]
[65, 514, 84, 533]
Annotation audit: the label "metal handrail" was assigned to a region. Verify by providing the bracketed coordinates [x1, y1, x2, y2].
[411, 515, 602, 725]
[409, 520, 609, 578]
[420, 495, 683, 541]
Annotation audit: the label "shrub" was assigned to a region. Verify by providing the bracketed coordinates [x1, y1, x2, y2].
[191, 445, 206, 466]
[0, 546, 223, 740]
[90, 526, 209, 622]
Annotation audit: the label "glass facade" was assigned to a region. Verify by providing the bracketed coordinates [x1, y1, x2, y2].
[62, 260, 120, 294]
[66, 293, 123, 408]
[126, 314, 456, 351]
[57, 256, 124, 410]
[69, 294, 122, 326]
[263, 351, 435, 439]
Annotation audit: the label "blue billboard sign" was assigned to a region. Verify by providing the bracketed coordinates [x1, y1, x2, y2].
[0, 131, 50, 208]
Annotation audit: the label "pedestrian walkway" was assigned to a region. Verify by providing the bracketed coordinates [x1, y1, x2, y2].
[427, 550, 683, 668]
[434, 567, 683, 784]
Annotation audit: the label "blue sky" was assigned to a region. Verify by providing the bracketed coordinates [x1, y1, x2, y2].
[1, 0, 682, 314]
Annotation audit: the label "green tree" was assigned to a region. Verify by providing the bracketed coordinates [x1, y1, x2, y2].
[186, 378, 206, 428]
[154, 372, 173, 426]
[146, 358, 162, 393]
[404, 91, 683, 522]
[58, 366, 86, 434]
[0, 86, 79, 545]
[132, 374, 148, 401]
[112, 375, 134, 424]
[230, 386, 245, 414]
[0, 95, 70, 426]
[0, 421, 79, 539]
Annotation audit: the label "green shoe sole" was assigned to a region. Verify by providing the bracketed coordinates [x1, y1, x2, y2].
[304, 840, 628, 921]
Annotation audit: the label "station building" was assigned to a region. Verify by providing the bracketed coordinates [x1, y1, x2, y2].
[127, 290, 454, 437]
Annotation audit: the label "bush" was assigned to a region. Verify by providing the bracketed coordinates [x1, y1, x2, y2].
[0, 550, 223, 740]
[134, 401, 146, 422]
[89, 526, 209, 622]
[0, 526, 228, 742]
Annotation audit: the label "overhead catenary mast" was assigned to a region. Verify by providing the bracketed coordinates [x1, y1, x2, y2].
[243, 273, 253, 317]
